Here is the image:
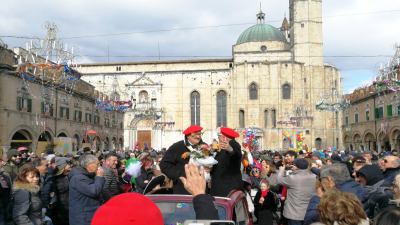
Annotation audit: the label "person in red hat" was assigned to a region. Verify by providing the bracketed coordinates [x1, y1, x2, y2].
[210, 127, 243, 197]
[159, 125, 205, 194]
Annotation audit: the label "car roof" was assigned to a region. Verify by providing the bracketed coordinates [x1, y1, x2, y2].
[147, 190, 245, 207]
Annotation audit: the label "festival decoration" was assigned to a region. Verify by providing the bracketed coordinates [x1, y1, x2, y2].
[296, 132, 305, 151]
[125, 158, 142, 185]
[315, 99, 351, 112]
[95, 99, 133, 112]
[242, 128, 259, 151]
[181, 144, 218, 167]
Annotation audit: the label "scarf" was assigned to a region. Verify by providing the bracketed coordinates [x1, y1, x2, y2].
[261, 190, 269, 198]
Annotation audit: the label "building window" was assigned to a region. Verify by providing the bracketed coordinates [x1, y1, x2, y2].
[335, 111, 339, 127]
[17, 96, 32, 112]
[190, 91, 200, 125]
[387, 105, 393, 117]
[104, 118, 110, 127]
[249, 82, 258, 100]
[355, 113, 359, 123]
[366, 111, 370, 121]
[397, 105, 400, 116]
[271, 109, 276, 128]
[74, 110, 82, 122]
[375, 107, 384, 119]
[282, 83, 291, 99]
[139, 90, 149, 103]
[59, 107, 69, 120]
[239, 110, 245, 128]
[41, 102, 53, 116]
[85, 113, 92, 123]
[94, 115, 100, 125]
[345, 116, 349, 126]
[216, 90, 227, 127]
[264, 110, 268, 128]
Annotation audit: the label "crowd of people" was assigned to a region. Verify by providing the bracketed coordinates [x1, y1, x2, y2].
[0, 125, 400, 225]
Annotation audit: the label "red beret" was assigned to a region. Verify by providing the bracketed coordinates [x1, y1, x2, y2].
[182, 125, 203, 135]
[91, 193, 163, 225]
[220, 127, 239, 139]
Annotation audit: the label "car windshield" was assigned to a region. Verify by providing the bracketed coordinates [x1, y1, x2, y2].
[155, 201, 227, 225]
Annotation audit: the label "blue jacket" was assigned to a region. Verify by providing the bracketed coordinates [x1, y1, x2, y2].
[68, 167, 105, 225]
[336, 180, 368, 203]
[303, 195, 320, 225]
[304, 180, 368, 225]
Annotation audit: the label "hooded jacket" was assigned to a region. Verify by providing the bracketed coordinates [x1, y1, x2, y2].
[357, 164, 384, 186]
[68, 167, 105, 225]
[12, 182, 42, 225]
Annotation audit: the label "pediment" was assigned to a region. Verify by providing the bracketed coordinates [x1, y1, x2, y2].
[126, 73, 160, 87]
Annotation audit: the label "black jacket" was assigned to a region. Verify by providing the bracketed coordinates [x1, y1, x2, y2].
[210, 139, 243, 197]
[54, 174, 69, 210]
[160, 140, 191, 194]
[136, 167, 154, 194]
[12, 182, 43, 225]
[101, 166, 122, 202]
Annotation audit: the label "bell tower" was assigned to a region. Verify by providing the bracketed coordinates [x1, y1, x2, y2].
[289, 0, 323, 66]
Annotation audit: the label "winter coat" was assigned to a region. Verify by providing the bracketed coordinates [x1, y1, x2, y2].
[382, 167, 400, 187]
[136, 167, 154, 194]
[39, 172, 54, 208]
[54, 174, 69, 210]
[68, 167, 105, 225]
[277, 167, 316, 221]
[159, 140, 191, 194]
[12, 182, 43, 225]
[101, 166, 121, 202]
[357, 164, 383, 186]
[254, 190, 278, 225]
[53, 174, 70, 225]
[210, 139, 243, 197]
[304, 195, 321, 225]
[0, 170, 12, 224]
[336, 180, 368, 203]
[3, 163, 19, 182]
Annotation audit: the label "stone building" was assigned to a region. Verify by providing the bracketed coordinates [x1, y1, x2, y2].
[0, 46, 124, 154]
[343, 47, 400, 152]
[78, 0, 343, 151]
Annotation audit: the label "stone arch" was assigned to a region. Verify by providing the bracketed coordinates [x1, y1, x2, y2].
[344, 135, 352, 150]
[390, 127, 400, 150]
[363, 132, 376, 152]
[377, 130, 391, 152]
[119, 137, 123, 150]
[38, 131, 53, 142]
[57, 130, 69, 137]
[112, 137, 117, 151]
[9, 129, 33, 150]
[353, 133, 362, 151]
[73, 134, 80, 152]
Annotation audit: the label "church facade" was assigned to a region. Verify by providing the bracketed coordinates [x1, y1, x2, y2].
[78, 0, 343, 151]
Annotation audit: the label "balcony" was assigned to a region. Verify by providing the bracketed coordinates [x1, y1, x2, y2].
[130, 101, 163, 120]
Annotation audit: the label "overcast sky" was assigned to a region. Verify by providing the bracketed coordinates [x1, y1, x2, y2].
[1, 0, 400, 93]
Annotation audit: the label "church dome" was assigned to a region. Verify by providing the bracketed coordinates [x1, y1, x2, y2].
[236, 23, 287, 45]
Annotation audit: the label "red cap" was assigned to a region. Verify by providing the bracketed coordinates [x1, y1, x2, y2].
[182, 125, 203, 135]
[220, 127, 239, 139]
[91, 193, 163, 225]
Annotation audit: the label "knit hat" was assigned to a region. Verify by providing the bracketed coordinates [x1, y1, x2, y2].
[7, 149, 19, 160]
[91, 193, 163, 225]
[293, 158, 309, 170]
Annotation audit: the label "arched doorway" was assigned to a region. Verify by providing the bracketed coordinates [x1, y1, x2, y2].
[391, 129, 400, 150]
[363, 133, 376, 152]
[378, 132, 391, 152]
[133, 119, 154, 151]
[315, 138, 322, 150]
[73, 134, 80, 152]
[344, 135, 351, 150]
[37, 131, 53, 154]
[282, 138, 291, 151]
[119, 138, 123, 151]
[104, 137, 110, 152]
[57, 132, 67, 137]
[10, 129, 33, 149]
[353, 134, 362, 151]
[112, 137, 117, 151]
[93, 136, 101, 152]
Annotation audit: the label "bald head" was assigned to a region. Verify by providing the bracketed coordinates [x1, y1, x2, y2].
[381, 156, 400, 171]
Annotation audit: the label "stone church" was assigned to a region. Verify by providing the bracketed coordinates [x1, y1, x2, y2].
[78, 0, 343, 151]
